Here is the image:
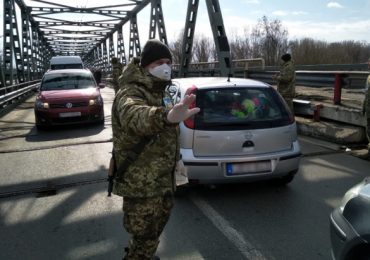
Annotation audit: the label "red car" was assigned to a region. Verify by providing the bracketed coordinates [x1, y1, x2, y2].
[34, 69, 105, 130]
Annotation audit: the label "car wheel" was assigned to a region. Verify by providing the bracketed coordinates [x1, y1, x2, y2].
[96, 118, 104, 126]
[346, 245, 370, 260]
[174, 185, 189, 197]
[272, 170, 297, 186]
[36, 124, 47, 131]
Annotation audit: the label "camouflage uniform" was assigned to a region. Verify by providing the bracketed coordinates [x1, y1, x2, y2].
[112, 57, 123, 94]
[276, 60, 296, 112]
[111, 57, 179, 260]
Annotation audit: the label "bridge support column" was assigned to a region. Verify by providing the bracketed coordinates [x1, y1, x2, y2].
[334, 74, 342, 105]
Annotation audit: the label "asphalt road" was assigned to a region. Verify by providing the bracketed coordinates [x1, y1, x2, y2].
[0, 86, 369, 260]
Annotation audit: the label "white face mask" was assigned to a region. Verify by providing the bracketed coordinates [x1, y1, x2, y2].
[149, 63, 172, 81]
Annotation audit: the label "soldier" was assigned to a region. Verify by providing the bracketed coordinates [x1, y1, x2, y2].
[111, 39, 200, 260]
[363, 58, 370, 158]
[273, 53, 296, 112]
[111, 57, 123, 93]
[93, 67, 102, 85]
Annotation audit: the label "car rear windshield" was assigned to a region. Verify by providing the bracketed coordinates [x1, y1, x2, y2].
[41, 74, 95, 90]
[195, 87, 292, 130]
[50, 64, 83, 70]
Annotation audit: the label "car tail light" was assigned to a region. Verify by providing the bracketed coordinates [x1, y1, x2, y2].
[184, 85, 198, 129]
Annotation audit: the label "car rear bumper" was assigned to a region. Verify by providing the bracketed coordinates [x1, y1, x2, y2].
[181, 140, 301, 184]
[329, 208, 364, 260]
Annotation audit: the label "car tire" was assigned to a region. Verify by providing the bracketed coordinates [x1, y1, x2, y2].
[174, 185, 189, 197]
[272, 170, 297, 186]
[96, 119, 104, 126]
[347, 245, 370, 260]
[36, 124, 47, 131]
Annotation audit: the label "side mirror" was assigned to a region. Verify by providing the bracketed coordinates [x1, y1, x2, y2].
[98, 83, 105, 89]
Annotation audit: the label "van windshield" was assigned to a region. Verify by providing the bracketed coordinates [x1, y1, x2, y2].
[195, 87, 292, 130]
[41, 73, 95, 90]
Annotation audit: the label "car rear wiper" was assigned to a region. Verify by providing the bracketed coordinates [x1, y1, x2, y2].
[204, 122, 251, 127]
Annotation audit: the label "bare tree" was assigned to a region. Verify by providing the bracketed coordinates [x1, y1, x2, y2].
[168, 30, 184, 65]
[193, 35, 213, 62]
[168, 15, 370, 68]
[250, 16, 289, 65]
[229, 28, 251, 60]
[290, 38, 370, 65]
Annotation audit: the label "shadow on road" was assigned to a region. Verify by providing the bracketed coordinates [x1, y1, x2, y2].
[25, 123, 106, 142]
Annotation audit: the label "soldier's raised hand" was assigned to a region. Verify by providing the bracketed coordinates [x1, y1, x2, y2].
[167, 94, 200, 123]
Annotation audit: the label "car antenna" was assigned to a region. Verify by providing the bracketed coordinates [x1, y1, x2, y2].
[227, 67, 232, 82]
[227, 60, 233, 82]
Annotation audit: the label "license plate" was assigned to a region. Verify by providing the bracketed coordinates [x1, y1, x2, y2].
[226, 161, 271, 175]
[59, 112, 81, 118]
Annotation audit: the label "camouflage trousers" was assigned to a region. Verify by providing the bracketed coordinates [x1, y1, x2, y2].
[122, 195, 174, 260]
[283, 96, 294, 113]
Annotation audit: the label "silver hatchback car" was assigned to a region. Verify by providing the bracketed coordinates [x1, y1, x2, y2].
[170, 77, 301, 185]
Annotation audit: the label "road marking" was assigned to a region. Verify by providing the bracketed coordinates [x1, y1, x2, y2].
[190, 193, 268, 260]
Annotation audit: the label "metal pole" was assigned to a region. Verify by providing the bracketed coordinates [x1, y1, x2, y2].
[334, 74, 342, 105]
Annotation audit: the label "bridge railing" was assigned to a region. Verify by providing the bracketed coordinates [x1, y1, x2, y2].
[173, 61, 369, 90]
[0, 62, 369, 115]
[0, 80, 41, 111]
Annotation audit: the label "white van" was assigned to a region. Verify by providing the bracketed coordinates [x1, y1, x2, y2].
[49, 56, 84, 70]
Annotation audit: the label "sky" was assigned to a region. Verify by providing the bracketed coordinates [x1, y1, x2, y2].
[1, 0, 370, 54]
[158, 0, 370, 43]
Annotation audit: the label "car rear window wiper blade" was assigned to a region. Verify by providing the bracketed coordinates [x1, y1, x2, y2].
[203, 122, 252, 127]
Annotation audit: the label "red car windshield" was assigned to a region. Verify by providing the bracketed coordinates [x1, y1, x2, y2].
[41, 74, 95, 90]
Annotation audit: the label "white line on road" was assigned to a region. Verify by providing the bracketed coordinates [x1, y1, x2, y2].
[190, 193, 268, 260]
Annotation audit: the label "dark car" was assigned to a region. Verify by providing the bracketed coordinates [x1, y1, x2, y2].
[330, 177, 370, 260]
[34, 69, 105, 129]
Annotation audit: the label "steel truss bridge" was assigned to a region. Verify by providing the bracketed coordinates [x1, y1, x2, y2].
[1, 0, 232, 88]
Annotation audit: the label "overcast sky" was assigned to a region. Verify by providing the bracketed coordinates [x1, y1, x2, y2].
[1, 0, 370, 52]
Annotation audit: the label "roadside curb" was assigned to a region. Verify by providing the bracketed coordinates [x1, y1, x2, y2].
[296, 116, 366, 145]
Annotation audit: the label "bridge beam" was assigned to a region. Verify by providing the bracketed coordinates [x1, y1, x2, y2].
[117, 27, 127, 66]
[179, 0, 231, 77]
[128, 14, 142, 61]
[179, 0, 200, 77]
[149, 0, 168, 45]
[205, 0, 232, 77]
[3, 0, 15, 86]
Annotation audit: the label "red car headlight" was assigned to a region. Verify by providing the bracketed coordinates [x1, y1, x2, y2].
[35, 100, 49, 109]
[89, 96, 103, 106]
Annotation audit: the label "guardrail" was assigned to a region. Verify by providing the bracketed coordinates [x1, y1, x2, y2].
[0, 80, 40, 110]
[173, 63, 369, 87]
[242, 70, 368, 89]
[1, 63, 369, 114]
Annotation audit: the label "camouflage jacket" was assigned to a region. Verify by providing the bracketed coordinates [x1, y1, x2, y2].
[277, 60, 296, 98]
[111, 58, 180, 198]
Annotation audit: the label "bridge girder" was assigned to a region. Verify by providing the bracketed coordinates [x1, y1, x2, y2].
[1, 0, 232, 87]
